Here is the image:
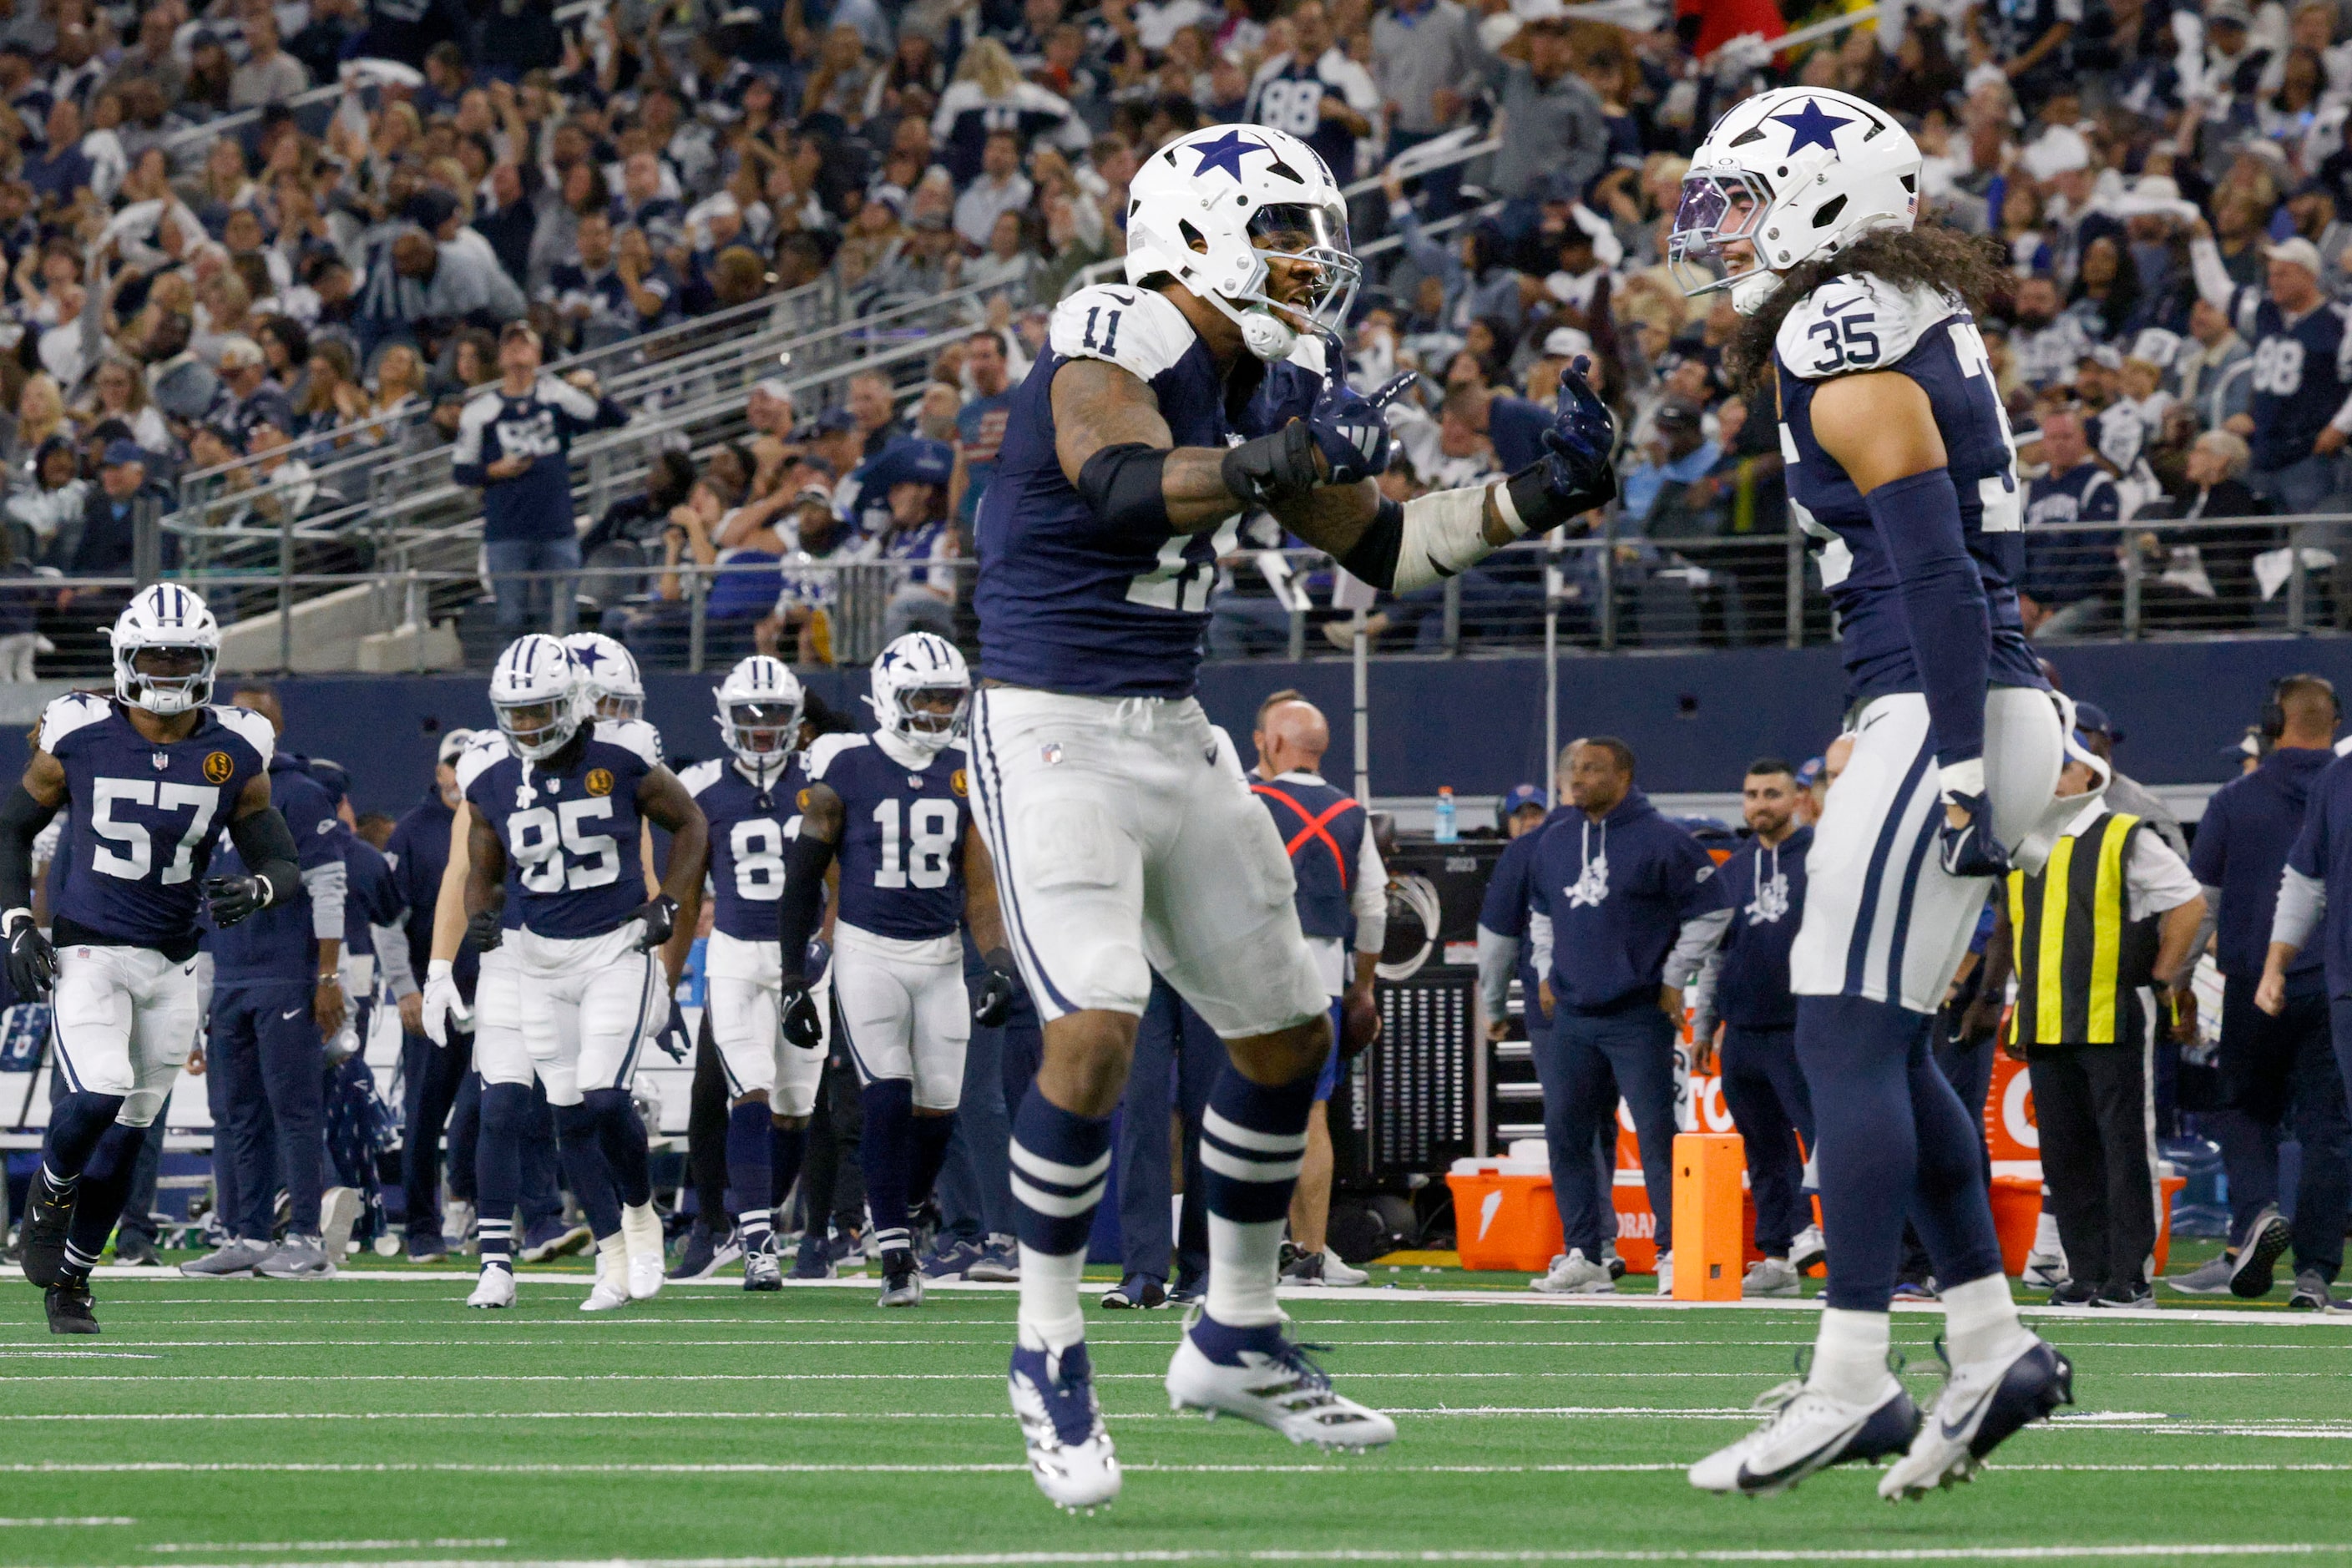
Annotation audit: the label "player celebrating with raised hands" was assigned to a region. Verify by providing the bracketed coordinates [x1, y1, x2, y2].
[4, 587, 299, 1333]
[967, 122, 1617, 1509]
[775, 634, 1015, 1308]
[678, 655, 822, 1290]
[1667, 88, 2076, 1500]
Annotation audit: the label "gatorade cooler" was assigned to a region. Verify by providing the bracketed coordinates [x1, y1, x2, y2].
[1448, 1141, 1562, 1272]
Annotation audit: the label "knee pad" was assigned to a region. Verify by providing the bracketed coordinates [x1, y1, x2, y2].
[117, 1088, 164, 1129]
[479, 1081, 534, 1138]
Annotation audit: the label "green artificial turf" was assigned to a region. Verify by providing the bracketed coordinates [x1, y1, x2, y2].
[3, 1261, 2349, 1568]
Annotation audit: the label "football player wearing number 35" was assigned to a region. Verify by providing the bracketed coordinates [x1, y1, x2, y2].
[1669, 86, 2079, 1501]
[967, 121, 1618, 1510]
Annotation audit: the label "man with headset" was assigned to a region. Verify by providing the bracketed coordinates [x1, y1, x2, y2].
[2167, 675, 2352, 1308]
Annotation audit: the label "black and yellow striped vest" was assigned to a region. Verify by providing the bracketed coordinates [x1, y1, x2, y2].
[2006, 812, 2162, 1048]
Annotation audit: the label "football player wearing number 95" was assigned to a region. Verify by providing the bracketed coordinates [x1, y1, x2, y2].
[1670, 87, 2076, 1500]
[969, 122, 1617, 1509]
[2, 586, 299, 1333]
[678, 655, 824, 1291]
[452, 635, 708, 1311]
[774, 634, 1014, 1308]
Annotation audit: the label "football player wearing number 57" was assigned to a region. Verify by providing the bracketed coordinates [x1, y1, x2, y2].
[2, 586, 301, 1333]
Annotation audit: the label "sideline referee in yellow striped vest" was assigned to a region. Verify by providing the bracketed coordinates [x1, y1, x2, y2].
[2003, 745, 2205, 1308]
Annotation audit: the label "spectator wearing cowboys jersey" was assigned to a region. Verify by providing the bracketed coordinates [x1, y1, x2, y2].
[775, 635, 1014, 1308]
[968, 122, 1614, 1507]
[1686, 759, 1824, 1298]
[1243, 1, 1378, 186]
[453, 322, 630, 638]
[2189, 231, 2352, 521]
[2, 584, 302, 1333]
[677, 656, 824, 1291]
[2018, 407, 2123, 639]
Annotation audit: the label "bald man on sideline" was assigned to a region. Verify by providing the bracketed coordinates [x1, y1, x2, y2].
[1248, 692, 1388, 1287]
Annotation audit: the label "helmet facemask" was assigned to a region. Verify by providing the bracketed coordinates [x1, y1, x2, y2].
[117, 640, 215, 716]
[1212, 200, 1361, 362]
[723, 696, 803, 783]
[1668, 169, 1780, 314]
[495, 690, 582, 761]
[886, 683, 969, 757]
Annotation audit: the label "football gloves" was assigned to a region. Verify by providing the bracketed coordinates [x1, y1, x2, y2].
[422, 959, 472, 1046]
[203, 873, 274, 928]
[973, 947, 1018, 1028]
[1304, 343, 1414, 488]
[1534, 357, 1619, 513]
[1936, 761, 2009, 878]
[464, 905, 503, 953]
[3, 908, 53, 1000]
[778, 981, 823, 1051]
[631, 893, 680, 951]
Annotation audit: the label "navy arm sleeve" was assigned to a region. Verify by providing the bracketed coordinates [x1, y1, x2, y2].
[1867, 467, 1990, 767]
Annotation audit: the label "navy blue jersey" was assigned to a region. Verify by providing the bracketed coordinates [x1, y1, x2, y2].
[451, 376, 630, 544]
[2021, 460, 2121, 609]
[2285, 751, 2352, 999]
[680, 754, 807, 943]
[804, 733, 969, 941]
[386, 786, 475, 999]
[974, 285, 1318, 697]
[208, 753, 344, 986]
[1775, 275, 2044, 705]
[2223, 286, 2352, 473]
[41, 695, 276, 956]
[1712, 827, 1810, 1030]
[458, 719, 663, 940]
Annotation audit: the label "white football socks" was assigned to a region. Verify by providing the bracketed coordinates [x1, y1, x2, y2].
[1942, 1272, 2028, 1365]
[1016, 1245, 1086, 1353]
[1205, 1216, 1286, 1328]
[1808, 1308, 1894, 1405]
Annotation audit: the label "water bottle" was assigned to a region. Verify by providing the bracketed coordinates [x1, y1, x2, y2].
[1434, 787, 1458, 842]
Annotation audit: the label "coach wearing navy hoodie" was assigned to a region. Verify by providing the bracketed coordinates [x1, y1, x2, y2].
[2188, 675, 2352, 1307]
[1529, 738, 1731, 1293]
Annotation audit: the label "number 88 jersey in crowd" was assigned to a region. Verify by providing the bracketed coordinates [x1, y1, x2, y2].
[1775, 273, 2046, 703]
[458, 716, 665, 939]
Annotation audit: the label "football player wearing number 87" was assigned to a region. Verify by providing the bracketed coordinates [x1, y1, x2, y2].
[1670, 87, 2076, 1501]
[1, 586, 298, 1333]
[773, 634, 1014, 1309]
[454, 635, 709, 1312]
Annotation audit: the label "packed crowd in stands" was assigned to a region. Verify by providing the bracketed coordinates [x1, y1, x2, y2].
[0, 0, 2342, 672]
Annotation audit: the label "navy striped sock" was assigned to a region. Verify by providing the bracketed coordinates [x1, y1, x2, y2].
[860, 1080, 916, 1257]
[1201, 1066, 1314, 1328]
[1009, 1089, 1110, 1350]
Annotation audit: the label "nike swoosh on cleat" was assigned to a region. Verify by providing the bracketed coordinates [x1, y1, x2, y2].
[1733, 1435, 1848, 1491]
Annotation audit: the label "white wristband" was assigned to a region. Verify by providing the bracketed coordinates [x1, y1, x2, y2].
[1938, 758, 1986, 801]
[2, 906, 31, 937]
[427, 958, 454, 980]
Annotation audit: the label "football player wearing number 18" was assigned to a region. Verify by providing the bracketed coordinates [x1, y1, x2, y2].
[968, 123, 1617, 1509]
[2, 586, 301, 1333]
[1669, 88, 2075, 1500]
[458, 635, 709, 1311]
[775, 634, 1014, 1308]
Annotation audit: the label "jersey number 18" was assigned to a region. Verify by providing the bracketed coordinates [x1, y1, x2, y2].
[873, 799, 957, 890]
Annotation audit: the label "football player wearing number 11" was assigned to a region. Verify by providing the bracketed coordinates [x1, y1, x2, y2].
[3, 586, 299, 1333]
[1669, 87, 2076, 1500]
[968, 123, 1618, 1510]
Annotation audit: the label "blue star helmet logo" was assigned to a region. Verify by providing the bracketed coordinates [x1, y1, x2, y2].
[573, 645, 605, 671]
[1771, 99, 1851, 155]
[1190, 129, 1267, 182]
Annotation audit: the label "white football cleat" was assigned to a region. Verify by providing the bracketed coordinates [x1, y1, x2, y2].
[581, 1273, 632, 1312]
[1790, 1224, 1827, 1274]
[467, 1266, 516, 1310]
[1688, 1375, 1920, 1496]
[1166, 1310, 1395, 1449]
[1009, 1341, 1121, 1511]
[1531, 1249, 1616, 1294]
[442, 1198, 477, 1256]
[1879, 1335, 2073, 1501]
[1654, 1252, 1675, 1295]
[1743, 1257, 1802, 1298]
[621, 1203, 665, 1300]
[1320, 1249, 1369, 1287]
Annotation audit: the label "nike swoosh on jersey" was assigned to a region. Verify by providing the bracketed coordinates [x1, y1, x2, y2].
[281, 1007, 304, 1019]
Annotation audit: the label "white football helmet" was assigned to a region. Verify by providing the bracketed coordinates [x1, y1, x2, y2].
[1125, 124, 1358, 362]
[1668, 87, 1922, 316]
[561, 631, 644, 722]
[715, 655, 805, 786]
[111, 584, 220, 716]
[867, 632, 969, 759]
[488, 634, 585, 761]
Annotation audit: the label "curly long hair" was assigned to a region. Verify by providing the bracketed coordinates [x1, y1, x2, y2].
[1724, 224, 2007, 392]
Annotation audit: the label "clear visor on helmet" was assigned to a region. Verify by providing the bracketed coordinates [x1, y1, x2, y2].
[590, 690, 643, 722]
[495, 695, 574, 756]
[1667, 169, 1773, 299]
[726, 699, 800, 756]
[1242, 200, 1360, 333]
[895, 684, 969, 738]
